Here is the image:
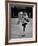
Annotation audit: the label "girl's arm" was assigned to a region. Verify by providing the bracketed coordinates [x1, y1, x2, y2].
[16, 20, 20, 25]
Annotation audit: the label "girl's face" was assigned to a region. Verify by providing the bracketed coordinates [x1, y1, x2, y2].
[18, 12, 23, 18]
[24, 12, 28, 18]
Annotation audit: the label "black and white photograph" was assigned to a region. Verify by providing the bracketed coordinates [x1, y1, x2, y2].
[9, 4, 33, 38]
[5, 1, 37, 44]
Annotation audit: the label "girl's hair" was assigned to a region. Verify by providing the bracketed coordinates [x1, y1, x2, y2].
[18, 11, 23, 15]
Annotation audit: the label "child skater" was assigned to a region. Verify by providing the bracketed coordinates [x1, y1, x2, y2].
[22, 12, 29, 36]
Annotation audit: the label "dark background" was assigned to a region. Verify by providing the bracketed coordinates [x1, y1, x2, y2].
[11, 6, 33, 18]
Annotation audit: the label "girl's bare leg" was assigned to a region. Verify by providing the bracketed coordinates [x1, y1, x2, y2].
[21, 26, 25, 37]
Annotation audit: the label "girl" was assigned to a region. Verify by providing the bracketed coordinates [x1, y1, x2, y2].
[22, 12, 29, 36]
